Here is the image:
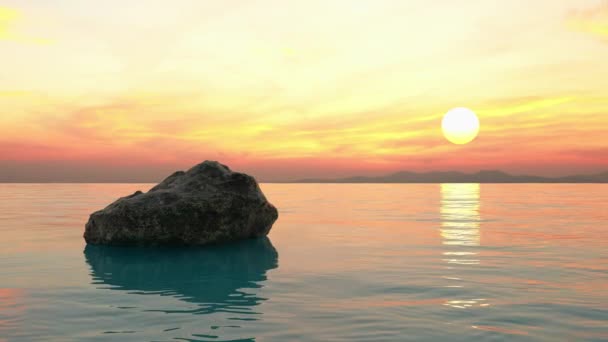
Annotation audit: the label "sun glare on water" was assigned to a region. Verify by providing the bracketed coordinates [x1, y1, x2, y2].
[442, 108, 480, 145]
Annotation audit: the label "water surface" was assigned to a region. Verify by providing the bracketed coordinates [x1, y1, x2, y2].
[1, 184, 607, 341]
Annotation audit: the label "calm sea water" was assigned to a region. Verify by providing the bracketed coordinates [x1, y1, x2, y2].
[0, 184, 607, 341]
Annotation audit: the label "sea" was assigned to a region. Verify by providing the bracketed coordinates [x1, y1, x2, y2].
[0, 183, 607, 341]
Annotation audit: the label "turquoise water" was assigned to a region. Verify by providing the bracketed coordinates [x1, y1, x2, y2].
[1, 184, 607, 341]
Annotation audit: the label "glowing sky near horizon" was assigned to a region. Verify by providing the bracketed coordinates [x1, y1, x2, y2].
[1, 0, 607, 181]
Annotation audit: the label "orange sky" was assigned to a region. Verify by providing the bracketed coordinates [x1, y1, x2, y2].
[1, 1, 607, 181]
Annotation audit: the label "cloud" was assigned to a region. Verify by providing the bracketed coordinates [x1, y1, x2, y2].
[563, 147, 608, 160]
[0, 90, 31, 97]
[476, 96, 574, 118]
[0, 6, 18, 34]
[567, 1, 608, 40]
[0, 6, 52, 44]
[1, 88, 606, 181]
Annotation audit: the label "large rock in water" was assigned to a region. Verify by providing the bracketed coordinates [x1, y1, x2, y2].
[84, 161, 278, 246]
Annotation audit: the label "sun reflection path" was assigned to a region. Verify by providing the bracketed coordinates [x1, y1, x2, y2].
[439, 183, 486, 309]
[440, 183, 480, 254]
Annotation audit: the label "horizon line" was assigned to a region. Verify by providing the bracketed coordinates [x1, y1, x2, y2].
[1, 169, 607, 184]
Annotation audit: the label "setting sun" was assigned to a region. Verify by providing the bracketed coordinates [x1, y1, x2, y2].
[441, 108, 480, 145]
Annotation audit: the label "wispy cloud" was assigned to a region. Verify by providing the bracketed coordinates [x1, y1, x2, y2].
[0, 90, 31, 97]
[567, 1, 608, 40]
[0, 6, 52, 44]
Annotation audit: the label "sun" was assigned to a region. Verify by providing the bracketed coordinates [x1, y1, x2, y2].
[441, 108, 480, 145]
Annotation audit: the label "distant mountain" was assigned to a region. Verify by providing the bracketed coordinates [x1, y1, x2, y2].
[292, 170, 608, 183]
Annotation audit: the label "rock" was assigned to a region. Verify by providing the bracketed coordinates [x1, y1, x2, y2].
[84, 161, 278, 246]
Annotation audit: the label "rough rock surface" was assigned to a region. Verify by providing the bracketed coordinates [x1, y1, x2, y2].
[84, 161, 278, 246]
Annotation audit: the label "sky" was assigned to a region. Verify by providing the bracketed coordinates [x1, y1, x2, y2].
[1, 0, 607, 182]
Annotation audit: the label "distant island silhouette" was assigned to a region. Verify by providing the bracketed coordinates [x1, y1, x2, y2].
[289, 170, 608, 183]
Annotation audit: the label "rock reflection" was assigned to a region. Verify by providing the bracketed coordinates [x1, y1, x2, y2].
[84, 237, 278, 316]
